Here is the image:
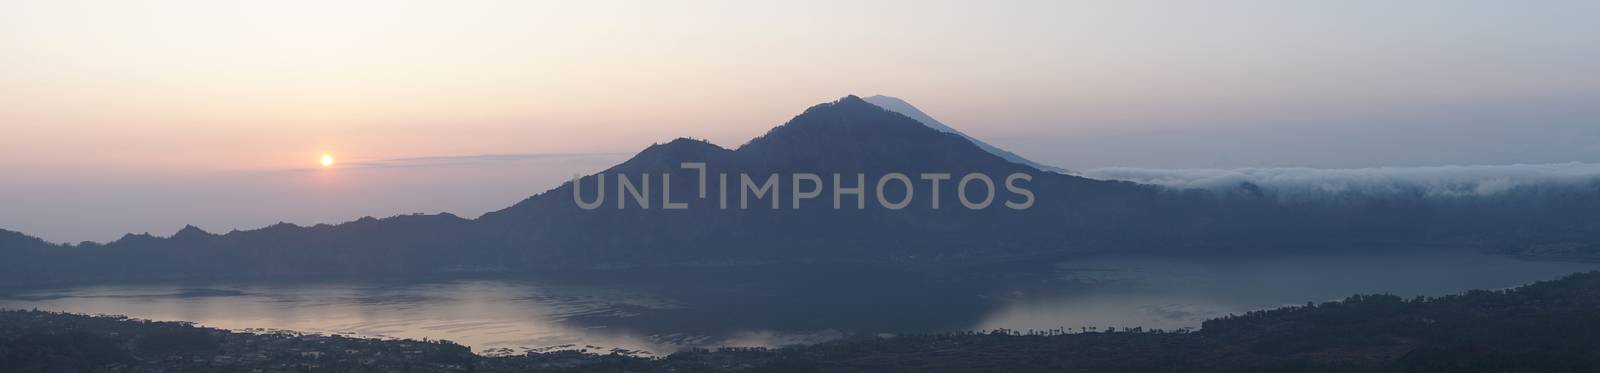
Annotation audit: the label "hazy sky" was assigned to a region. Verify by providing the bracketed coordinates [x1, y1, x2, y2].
[4, 1, 1599, 242]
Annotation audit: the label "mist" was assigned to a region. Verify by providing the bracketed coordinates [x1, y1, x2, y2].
[1082, 162, 1600, 200]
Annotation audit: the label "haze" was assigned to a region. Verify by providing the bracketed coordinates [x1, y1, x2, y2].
[4, 0, 1599, 242]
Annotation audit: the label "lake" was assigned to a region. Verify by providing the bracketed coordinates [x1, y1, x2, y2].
[2, 248, 1593, 356]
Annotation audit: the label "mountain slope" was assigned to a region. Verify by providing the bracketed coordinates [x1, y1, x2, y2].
[467, 96, 1203, 264]
[476, 95, 1178, 264]
[863, 95, 1069, 173]
[3, 95, 1600, 284]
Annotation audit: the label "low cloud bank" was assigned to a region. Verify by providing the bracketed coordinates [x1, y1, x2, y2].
[352, 153, 627, 169]
[1081, 162, 1600, 199]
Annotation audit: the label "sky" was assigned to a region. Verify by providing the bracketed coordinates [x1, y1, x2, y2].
[3, 0, 1599, 243]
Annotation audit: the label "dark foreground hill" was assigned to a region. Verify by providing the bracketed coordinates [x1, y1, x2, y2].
[2, 95, 1599, 284]
[7, 271, 1600, 372]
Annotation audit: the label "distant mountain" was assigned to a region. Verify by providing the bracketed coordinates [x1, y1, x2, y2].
[862, 95, 1069, 173]
[2, 95, 1599, 284]
[474, 95, 1179, 264]
[0, 229, 51, 250]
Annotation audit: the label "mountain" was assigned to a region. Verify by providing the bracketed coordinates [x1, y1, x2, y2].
[0, 96, 1193, 283]
[0, 229, 51, 250]
[2, 95, 1599, 284]
[862, 95, 1069, 173]
[474, 95, 1181, 264]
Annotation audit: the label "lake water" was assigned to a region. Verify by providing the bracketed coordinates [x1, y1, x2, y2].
[2, 249, 1593, 356]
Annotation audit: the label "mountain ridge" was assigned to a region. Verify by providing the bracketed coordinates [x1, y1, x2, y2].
[3, 95, 1599, 284]
[863, 95, 1069, 174]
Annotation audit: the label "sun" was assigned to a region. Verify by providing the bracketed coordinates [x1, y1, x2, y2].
[319, 153, 334, 167]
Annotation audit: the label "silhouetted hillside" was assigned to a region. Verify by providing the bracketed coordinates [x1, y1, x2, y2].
[0, 229, 51, 251]
[641, 271, 1600, 372]
[9, 271, 1600, 372]
[862, 94, 1068, 173]
[0, 213, 483, 285]
[2, 95, 1599, 283]
[473, 95, 1180, 265]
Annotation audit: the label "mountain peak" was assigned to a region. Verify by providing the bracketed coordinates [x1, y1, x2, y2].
[609, 137, 733, 173]
[861, 95, 1069, 174]
[721, 94, 1036, 174]
[641, 137, 729, 157]
[794, 95, 877, 116]
[741, 94, 931, 151]
[660, 137, 720, 148]
[115, 232, 161, 245]
[172, 225, 213, 240]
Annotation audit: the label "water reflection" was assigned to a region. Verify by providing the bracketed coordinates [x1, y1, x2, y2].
[976, 248, 1599, 332]
[1, 249, 1594, 355]
[0, 280, 686, 355]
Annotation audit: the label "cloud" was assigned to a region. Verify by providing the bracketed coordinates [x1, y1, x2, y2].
[1080, 162, 1600, 199]
[350, 153, 628, 169]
